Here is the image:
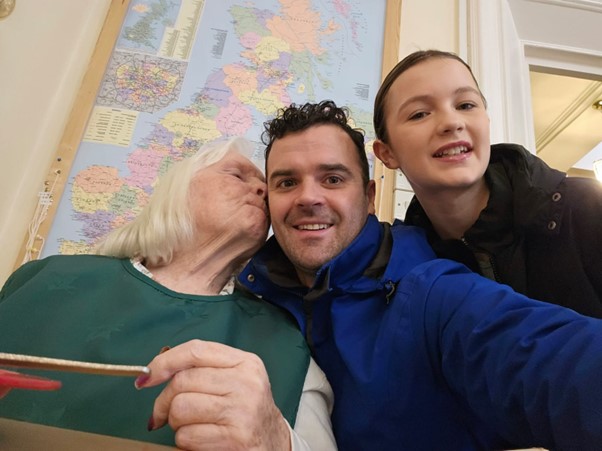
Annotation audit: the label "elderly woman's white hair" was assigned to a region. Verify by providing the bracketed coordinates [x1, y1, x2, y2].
[96, 136, 258, 266]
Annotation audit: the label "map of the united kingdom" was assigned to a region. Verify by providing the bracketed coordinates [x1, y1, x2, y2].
[42, 0, 386, 256]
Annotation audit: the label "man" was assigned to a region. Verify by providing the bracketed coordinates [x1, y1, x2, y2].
[238, 100, 602, 450]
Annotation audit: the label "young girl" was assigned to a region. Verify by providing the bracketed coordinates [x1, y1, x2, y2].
[373, 49, 602, 317]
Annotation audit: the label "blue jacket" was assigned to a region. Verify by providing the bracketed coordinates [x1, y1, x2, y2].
[240, 214, 602, 450]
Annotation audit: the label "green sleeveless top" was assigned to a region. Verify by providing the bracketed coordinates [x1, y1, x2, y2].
[0, 255, 309, 446]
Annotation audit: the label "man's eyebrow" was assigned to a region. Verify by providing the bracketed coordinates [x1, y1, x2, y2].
[268, 169, 294, 182]
[268, 163, 354, 182]
[319, 163, 354, 176]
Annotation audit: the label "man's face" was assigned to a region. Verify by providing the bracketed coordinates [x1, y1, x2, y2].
[266, 124, 375, 287]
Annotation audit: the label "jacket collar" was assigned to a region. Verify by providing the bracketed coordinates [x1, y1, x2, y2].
[242, 215, 388, 294]
[405, 144, 567, 252]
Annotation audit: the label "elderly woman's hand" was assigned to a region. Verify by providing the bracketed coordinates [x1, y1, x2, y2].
[136, 340, 291, 451]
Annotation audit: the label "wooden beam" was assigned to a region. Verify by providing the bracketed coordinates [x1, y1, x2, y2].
[374, 0, 401, 224]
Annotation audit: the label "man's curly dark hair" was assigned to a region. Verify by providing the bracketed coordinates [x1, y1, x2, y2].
[262, 100, 370, 187]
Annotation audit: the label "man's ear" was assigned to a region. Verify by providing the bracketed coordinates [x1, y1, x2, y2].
[366, 180, 376, 215]
[373, 140, 400, 170]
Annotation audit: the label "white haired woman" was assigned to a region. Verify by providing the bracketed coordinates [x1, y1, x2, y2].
[0, 137, 335, 450]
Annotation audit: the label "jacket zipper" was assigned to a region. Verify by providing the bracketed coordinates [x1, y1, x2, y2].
[460, 236, 501, 282]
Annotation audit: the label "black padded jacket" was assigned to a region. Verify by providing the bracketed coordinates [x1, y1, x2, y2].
[404, 143, 602, 318]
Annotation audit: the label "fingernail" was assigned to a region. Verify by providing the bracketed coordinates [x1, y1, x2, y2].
[134, 374, 150, 390]
[159, 346, 170, 354]
[147, 415, 155, 432]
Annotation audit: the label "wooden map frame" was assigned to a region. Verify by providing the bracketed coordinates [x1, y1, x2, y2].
[15, 0, 401, 268]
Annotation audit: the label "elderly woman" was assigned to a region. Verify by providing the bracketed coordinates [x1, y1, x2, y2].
[0, 138, 335, 450]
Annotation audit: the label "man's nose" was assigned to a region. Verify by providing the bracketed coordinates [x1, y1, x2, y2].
[294, 181, 324, 207]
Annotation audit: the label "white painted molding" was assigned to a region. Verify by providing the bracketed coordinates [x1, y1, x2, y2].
[523, 40, 602, 77]
[464, 0, 507, 143]
[526, 0, 602, 13]
[463, 0, 536, 149]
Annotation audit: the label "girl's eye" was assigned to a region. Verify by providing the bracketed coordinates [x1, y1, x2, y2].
[458, 102, 476, 110]
[408, 111, 428, 121]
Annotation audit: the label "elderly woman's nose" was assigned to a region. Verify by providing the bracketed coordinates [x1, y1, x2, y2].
[252, 179, 267, 197]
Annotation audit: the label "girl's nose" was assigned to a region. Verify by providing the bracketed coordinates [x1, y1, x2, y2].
[437, 109, 465, 134]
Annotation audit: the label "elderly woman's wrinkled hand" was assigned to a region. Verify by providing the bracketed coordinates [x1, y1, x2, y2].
[136, 339, 291, 451]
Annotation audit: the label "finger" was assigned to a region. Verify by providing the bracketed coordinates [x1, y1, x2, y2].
[151, 368, 228, 429]
[136, 339, 251, 389]
[174, 423, 238, 451]
[167, 391, 226, 430]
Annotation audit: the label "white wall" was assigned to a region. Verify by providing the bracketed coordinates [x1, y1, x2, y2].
[0, 0, 110, 285]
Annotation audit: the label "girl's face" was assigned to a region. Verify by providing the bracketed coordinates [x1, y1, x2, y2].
[373, 57, 491, 198]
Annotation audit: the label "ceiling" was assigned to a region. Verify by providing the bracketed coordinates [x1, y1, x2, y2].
[507, 0, 602, 179]
[530, 70, 602, 177]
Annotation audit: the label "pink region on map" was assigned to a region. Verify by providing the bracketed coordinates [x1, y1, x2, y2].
[240, 31, 262, 49]
[267, 0, 325, 55]
[333, 0, 351, 15]
[215, 99, 254, 135]
[331, 0, 360, 46]
[124, 147, 170, 189]
[73, 166, 124, 194]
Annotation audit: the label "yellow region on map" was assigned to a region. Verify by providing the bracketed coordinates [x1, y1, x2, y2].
[84, 107, 138, 147]
[59, 240, 94, 255]
[160, 110, 222, 146]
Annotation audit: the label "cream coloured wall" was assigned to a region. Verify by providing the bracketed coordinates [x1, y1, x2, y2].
[398, 0, 460, 56]
[0, 0, 111, 285]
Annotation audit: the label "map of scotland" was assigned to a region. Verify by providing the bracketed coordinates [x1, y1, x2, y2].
[42, 0, 386, 256]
